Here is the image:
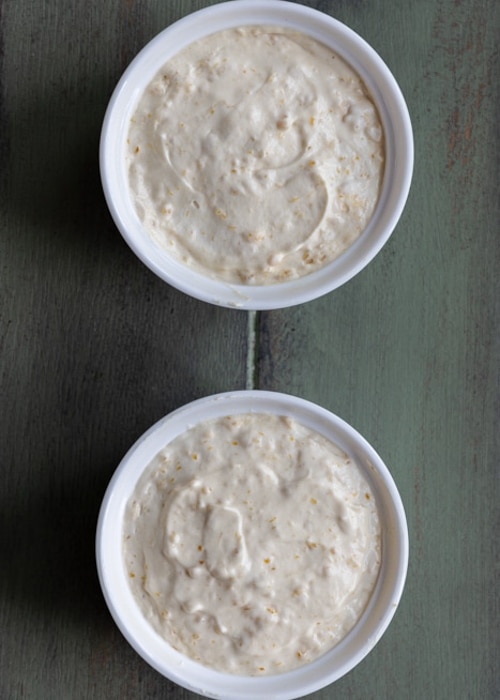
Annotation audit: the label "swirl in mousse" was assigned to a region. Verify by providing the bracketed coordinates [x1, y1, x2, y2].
[127, 27, 385, 284]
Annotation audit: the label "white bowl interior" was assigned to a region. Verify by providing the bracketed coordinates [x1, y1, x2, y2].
[100, 0, 413, 310]
[96, 391, 408, 700]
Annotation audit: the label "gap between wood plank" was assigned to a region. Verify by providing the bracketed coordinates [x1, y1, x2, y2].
[246, 310, 260, 390]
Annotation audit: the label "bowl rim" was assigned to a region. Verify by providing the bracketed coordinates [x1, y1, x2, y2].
[99, 0, 414, 310]
[96, 390, 409, 700]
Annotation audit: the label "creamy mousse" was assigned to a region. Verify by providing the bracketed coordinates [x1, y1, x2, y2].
[127, 26, 385, 284]
[123, 413, 381, 675]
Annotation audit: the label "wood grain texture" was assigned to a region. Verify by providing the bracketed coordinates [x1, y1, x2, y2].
[0, 2, 246, 699]
[259, 2, 500, 699]
[0, 0, 498, 699]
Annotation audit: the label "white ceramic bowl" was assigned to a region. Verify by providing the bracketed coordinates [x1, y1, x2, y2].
[100, 0, 413, 310]
[96, 390, 408, 699]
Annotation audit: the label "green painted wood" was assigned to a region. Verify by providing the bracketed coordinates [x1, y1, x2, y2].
[0, 2, 247, 699]
[0, 1, 498, 699]
[259, 2, 500, 699]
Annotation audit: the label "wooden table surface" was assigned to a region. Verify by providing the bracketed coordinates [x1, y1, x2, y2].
[1, 1, 498, 698]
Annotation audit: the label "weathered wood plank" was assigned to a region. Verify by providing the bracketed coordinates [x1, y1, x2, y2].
[0, 2, 247, 699]
[260, 1, 499, 699]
